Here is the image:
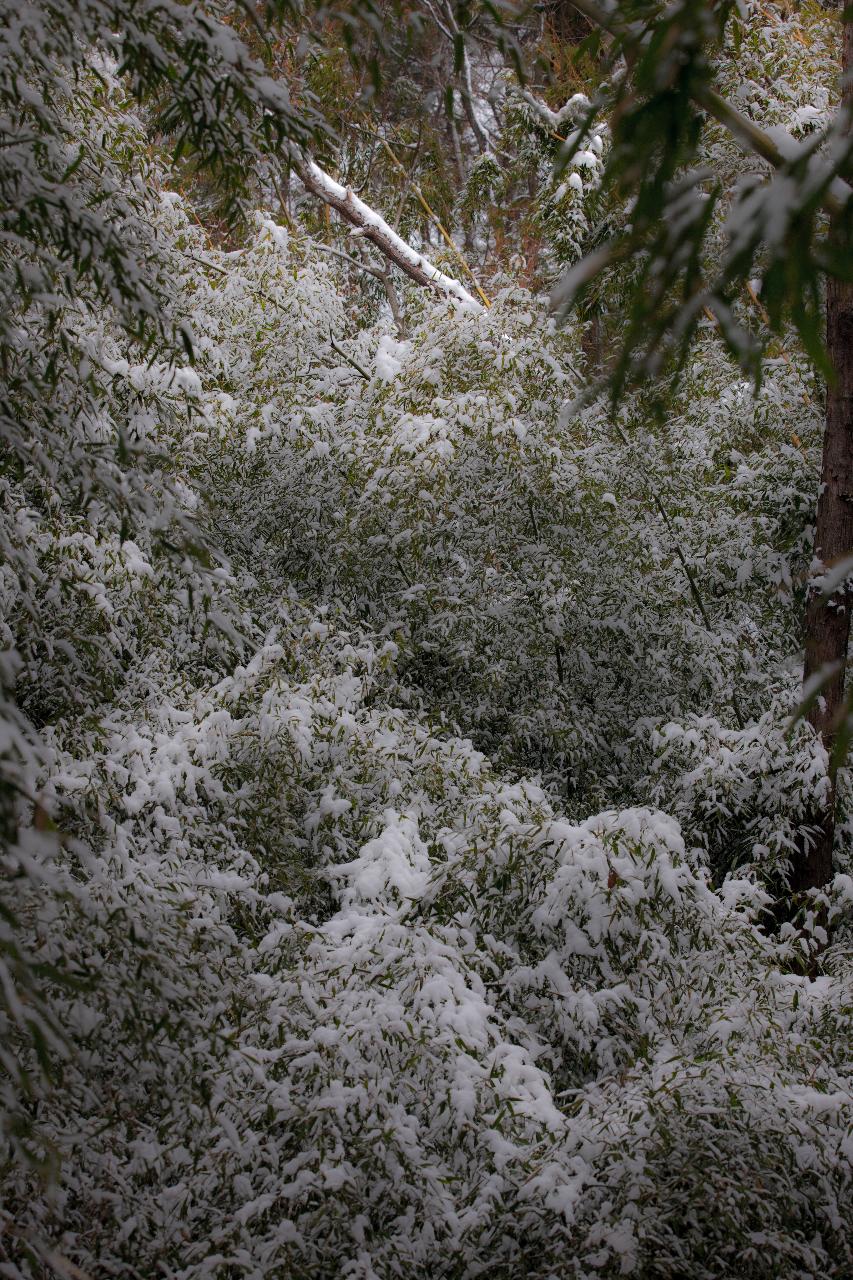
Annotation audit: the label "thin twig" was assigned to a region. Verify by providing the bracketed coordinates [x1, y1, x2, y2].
[329, 331, 371, 380]
[311, 240, 386, 280]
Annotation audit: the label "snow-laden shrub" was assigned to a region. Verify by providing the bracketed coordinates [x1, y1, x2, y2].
[642, 704, 840, 885]
[2, 56, 851, 1280]
[187, 215, 821, 831]
[5, 632, 852, 1276]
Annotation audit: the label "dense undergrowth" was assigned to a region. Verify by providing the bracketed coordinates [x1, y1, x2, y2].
[2, 11, 852, 1280]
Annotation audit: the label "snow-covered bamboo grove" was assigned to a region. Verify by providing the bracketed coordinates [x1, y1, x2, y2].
[1, 2, 851, 1277]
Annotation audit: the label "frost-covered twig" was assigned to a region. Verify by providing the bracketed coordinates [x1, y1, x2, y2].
[294, 158, 481, 308]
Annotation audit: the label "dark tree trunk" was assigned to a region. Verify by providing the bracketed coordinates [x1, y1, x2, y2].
[796, 19, 853, 892]
[581, 310, 603, 372]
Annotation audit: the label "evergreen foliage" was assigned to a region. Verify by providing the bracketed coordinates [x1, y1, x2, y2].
[1, 3, 851, 1277]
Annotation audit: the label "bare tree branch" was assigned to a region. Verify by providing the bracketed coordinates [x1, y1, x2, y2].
[353, 241, 409, 337]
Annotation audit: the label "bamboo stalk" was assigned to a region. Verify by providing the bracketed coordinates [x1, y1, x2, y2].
[374, 134, 492, 308]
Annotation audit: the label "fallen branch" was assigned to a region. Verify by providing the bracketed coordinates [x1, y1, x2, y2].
[294, 158, 481, 308]
[373, 133, 492, 308]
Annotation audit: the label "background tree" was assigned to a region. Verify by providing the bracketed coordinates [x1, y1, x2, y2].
[799, 12, 853, 891]
[541, 0, 853, 894]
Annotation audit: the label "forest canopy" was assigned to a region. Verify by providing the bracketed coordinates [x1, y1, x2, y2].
[1, 2, 852, 1277]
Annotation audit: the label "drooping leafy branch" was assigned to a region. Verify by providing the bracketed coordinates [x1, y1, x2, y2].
[550, 0, 853, 394]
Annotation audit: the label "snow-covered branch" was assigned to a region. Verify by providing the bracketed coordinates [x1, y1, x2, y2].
[295, 159, 481, 309]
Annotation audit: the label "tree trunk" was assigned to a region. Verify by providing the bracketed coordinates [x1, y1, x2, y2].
[796, 18, 853, 892]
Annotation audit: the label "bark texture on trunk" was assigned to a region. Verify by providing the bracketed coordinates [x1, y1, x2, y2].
[797, 19, 853, 892]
